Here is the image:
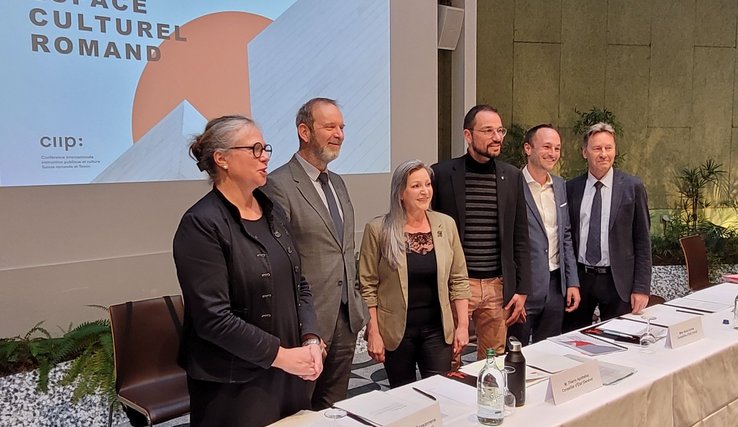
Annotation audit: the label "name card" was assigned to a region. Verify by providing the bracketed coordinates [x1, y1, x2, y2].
[545, 360, 602, 405]
[666, 317, 704, 349]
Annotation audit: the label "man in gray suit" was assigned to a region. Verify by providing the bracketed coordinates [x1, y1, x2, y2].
[508, 125, 580, 345]
[563, 123, 651, 331]
[264, 98, 368, 410]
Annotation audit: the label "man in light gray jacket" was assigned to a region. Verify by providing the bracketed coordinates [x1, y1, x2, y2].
[264, 98, 368, 409]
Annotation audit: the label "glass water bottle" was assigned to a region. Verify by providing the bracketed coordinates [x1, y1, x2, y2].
[477, 348, 505, 425]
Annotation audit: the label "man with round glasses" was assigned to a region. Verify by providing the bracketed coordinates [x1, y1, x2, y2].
[432, 104, 532, 362]
[265, 98, 368, 410]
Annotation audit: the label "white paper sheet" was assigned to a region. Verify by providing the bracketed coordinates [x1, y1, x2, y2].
[564, 354, 637, 385]
[268, 410, 368, 427]
[524, 348, 583, 373]
[378, 377, 474, 424]
[665, 297, 729, 313]
[334, 391, 421, 426]
[459, 356, 509, 377]
[411, 374, 476, 405]
[686, 283, 738, 305]
[622, 304, 704, 326]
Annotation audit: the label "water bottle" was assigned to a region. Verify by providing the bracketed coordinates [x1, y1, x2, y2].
[505, 337, 526, 406]
[477, 348, 504, 425]
[733, 295, 738, 330]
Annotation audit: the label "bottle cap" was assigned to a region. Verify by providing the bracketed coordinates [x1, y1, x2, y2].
[508, 336, 523, 352]
[724, 319, 730, 325]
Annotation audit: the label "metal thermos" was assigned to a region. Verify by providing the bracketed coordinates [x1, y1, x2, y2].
[505, 337, 526, 407]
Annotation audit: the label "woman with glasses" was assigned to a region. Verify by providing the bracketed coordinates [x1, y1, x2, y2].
[173, 115, 323, 426]
[358, 160, 471, 388]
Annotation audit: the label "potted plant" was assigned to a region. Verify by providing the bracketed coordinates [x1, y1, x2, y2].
[651, 159, 738, 298]
[499, 123, 527, 169]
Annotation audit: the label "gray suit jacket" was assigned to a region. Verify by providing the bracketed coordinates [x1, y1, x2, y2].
[264, 155, 368, 343]
[567, 169, 652, 301]
[522, 173, 579, 303]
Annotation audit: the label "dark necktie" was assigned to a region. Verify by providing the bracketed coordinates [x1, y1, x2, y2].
[318, 172, 348, 304]
[585, 181, 604, 265]
[317, 172, 344, 242]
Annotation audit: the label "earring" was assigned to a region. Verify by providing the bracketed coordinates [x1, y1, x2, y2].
[222, 165, 229, 170]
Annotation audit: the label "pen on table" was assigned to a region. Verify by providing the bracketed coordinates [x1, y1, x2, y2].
[675, 309, 705, 316]
[333, 408, 375, 426]
[663, 303, 712, 313]
[412, 387, 437, 401]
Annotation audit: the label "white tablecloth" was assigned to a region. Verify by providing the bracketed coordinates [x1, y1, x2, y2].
[276, 284, 738, 426]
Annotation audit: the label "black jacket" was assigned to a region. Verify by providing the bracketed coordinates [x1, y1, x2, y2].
[431, 155, 532, 305]
[173, 187, 319, 382]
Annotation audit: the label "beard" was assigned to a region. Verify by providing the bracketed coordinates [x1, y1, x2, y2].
[307, 136, 341, 164]
[470, 139, 499, 160]
[316, 144, 340, 164]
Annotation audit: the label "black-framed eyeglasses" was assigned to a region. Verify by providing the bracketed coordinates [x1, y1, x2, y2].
[227, 143, 273, 158]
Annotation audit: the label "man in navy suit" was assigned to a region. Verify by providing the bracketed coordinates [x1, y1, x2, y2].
[563, 123, 651, 331]
[508, 124, 580, 345]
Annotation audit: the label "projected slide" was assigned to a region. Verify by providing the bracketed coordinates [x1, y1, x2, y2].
[0, 0, 389, 187]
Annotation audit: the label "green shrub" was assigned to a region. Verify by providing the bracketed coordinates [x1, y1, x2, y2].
[0, 311, 114, 404]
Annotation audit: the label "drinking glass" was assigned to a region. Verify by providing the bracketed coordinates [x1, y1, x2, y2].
[501, 366, 516, 417]
[639, 315, 657, 353]
[324, 408, 347, 425]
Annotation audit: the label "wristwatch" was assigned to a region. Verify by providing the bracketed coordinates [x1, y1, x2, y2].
[302, 337, 321, 347]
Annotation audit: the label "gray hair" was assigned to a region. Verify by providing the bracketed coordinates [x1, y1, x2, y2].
[380, 160, 434, 269]
[582, 122, 616, 148]
[190, 115, 255, 182]
[295, 97, 339, 144]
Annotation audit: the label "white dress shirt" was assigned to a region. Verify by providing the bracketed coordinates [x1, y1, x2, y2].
[523, 166, 559, 271]
[578, 168, 614, 266]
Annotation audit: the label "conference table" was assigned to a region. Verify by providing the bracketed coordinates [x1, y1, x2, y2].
[274, 283, 738, 426]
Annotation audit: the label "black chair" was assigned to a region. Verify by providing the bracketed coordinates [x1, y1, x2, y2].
[108, 295, 189, 426]
[679, 235, 711, 291]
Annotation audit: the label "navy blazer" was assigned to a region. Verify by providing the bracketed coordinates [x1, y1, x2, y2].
[431, 155, 532, 304]
[522, 172, 579, 303]
[567, 169, 652, 301]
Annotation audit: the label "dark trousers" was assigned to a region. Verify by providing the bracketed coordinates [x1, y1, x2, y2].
[188, 370, 309, 427]
[563, 264, 631, 332]
[508, 270, 565, 345]
[310, 304, 356, 410]
[383, 325, 452, 389]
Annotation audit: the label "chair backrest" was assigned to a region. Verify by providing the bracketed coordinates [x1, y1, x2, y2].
[109, 295, 185, 394]
[679, 235, 710, 291]
[647, 294, 665, 307]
